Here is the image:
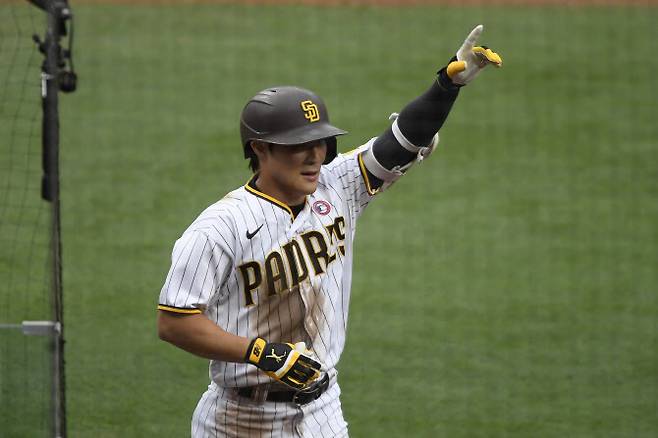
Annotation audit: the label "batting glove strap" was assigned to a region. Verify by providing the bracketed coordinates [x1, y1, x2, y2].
[245, 337, 322, 390]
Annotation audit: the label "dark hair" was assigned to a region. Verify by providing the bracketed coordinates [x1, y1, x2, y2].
[245, 141, 273, 173]
[245, 143, 259, 173]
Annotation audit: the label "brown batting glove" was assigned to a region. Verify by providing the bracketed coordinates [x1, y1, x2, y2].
[245, 337, 322, 390]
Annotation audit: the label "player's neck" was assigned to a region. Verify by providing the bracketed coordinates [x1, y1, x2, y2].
[253, 174, 306, 207]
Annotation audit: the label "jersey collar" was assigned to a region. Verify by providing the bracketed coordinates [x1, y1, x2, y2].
[244, 174, 306, 220]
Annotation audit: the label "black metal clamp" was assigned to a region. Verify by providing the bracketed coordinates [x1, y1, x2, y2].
[31, 0, 77, 94]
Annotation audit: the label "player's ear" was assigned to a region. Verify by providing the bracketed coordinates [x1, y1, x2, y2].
[251, 141, 268, 158]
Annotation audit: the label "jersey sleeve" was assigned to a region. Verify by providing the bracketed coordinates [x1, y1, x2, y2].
[324, 138, 378, 221]
[158, 230, 232, 314]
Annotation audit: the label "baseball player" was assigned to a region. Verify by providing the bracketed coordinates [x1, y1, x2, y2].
[158, 25, 501, 437]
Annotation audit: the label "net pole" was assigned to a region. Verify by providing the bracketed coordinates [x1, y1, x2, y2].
[39, 1, 73, 436]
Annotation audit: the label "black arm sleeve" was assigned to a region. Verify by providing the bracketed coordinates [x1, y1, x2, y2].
[367, 67, 461, 183]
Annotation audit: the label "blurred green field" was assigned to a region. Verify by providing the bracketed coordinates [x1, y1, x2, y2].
[3, 2, 657, 437]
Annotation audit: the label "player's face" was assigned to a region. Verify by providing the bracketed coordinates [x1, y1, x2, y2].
[254, 140, 327, 206]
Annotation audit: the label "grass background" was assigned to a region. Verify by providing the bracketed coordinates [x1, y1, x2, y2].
[2, 1, 657, 437]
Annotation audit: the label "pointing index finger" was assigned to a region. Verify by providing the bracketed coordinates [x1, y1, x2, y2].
[462, 24, 484, 51]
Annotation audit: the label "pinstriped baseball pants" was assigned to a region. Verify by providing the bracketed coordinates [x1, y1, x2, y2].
[191, 380, 348, 437]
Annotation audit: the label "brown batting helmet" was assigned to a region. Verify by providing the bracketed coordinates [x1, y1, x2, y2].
[240, 86, 347, 164]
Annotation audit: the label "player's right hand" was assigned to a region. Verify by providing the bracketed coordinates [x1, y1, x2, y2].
[445, 24, 502, 85]
[245, 337, 322, 390]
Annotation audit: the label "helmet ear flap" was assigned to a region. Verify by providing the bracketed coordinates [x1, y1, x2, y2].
[323, 137, 338, 164]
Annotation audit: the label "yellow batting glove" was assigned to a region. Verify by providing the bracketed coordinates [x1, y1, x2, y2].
[446, 24, 502, 86]
[246, 337, 322, 390]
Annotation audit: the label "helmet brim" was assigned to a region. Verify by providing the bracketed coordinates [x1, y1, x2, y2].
[257, 122, 347, 146]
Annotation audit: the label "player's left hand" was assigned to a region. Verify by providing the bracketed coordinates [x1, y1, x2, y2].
[245, 337, 322, 390]
[446, 24, 502, 85]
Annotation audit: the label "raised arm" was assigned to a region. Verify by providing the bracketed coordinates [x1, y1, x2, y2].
[361, 24, 502, 193]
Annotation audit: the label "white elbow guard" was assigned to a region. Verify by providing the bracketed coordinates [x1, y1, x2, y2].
[361, 113, 440, 192]
[389, 112, 440, 165]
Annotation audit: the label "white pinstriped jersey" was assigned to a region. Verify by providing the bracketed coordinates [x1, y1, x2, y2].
[158, 141, 379, 389]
